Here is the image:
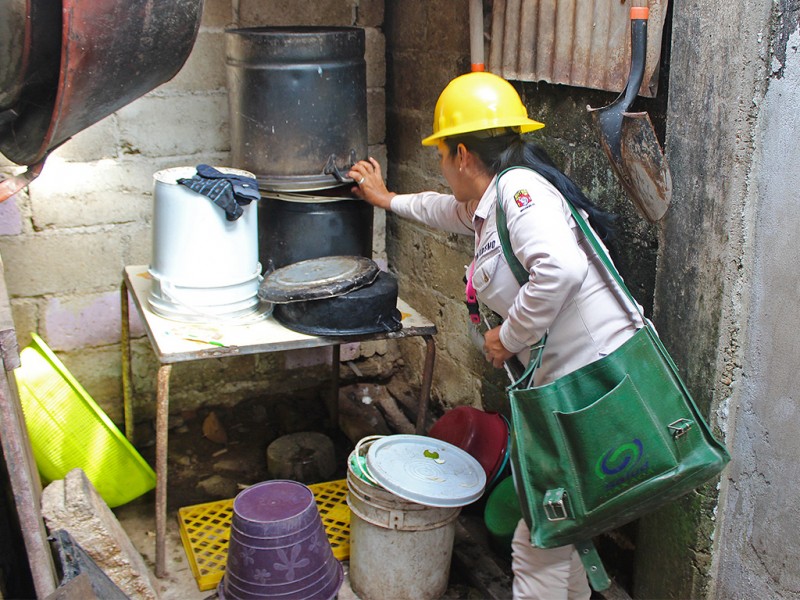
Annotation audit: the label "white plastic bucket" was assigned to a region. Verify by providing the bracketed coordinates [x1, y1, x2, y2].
[346, 463, 460, 600]
[148, 166, 265, 322]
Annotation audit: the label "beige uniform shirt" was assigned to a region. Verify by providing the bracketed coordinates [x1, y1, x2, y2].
[391, 168, 643, 385]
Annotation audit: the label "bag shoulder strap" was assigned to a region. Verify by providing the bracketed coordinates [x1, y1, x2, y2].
[493, 166, 681, 386]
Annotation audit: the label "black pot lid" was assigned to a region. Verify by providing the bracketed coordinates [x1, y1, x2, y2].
[258, 255, 380, 303]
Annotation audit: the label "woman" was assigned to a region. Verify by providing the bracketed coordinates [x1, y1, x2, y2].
[348, 72, 643, 599]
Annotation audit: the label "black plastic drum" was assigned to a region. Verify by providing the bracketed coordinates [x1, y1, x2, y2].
[259, 190, 373, 272]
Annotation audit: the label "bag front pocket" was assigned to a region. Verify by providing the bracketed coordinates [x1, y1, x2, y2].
[553, 374, 680, 516]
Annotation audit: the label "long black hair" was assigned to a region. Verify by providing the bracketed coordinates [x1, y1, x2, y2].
[444, 131, 617, 241]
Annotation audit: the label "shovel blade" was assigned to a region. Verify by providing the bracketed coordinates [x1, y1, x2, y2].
[593, 109, 671, 223]
[619, 111, 672, 222]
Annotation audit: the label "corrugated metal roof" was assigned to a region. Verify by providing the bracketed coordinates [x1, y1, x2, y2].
[488, 0, 668, 97]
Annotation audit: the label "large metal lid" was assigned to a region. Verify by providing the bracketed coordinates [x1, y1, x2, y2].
[365, 434, 487, 508]
[258, 255, 379, 303]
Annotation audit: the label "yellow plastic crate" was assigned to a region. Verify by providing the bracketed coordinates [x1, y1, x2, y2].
[177, 479, 350, 592]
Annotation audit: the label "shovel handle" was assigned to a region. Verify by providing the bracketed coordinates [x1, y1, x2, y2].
[620, 6, 649, 110]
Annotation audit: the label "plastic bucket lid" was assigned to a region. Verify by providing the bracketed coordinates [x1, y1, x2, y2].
[365, 434, 486, 507]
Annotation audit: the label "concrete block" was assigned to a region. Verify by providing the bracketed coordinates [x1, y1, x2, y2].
[284, 347, 333, 370]
[51, 116, 120, 162]
[124, 222, 153, 271]
[0, 228, 127, 296]
[9, 298, 38, 348]
[200, 0, 233, 28]
[367, 88, 386, 145]
[338, 383, 392, 444]
[431, 353, 482, 409]
[372, 204, 386, 257]
[0, 196, 24, 235]
[57, 345, 125, 423]
[365, 28, 386, 87]
[159, 30, 227, 94]
[42, 291, 121, 351]
[28, 159, 153, 229]
[238, 0, 353, 26]
[355, 0, 384, 27]
[40, 469, 159, 600]
[117, 93, 229, 158]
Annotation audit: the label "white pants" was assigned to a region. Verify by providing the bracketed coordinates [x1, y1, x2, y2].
[511, 519, 591, 600]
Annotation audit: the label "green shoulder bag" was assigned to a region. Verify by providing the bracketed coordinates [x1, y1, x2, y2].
[495, 168, 731, 552]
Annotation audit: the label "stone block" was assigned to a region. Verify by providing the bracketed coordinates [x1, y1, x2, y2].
[40, 469, 159, 599]
[117, 93, 229, 157]
[159, 30, 227, 94]
[51, 116, 120, 163]
[42, 291, 121, 351]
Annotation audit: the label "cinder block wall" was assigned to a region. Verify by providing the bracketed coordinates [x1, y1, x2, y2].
[0, 0, 388, 426]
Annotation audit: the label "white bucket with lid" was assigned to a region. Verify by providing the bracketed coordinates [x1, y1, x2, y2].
[148, 166, 266, 322]
[346, 435, 485, 600]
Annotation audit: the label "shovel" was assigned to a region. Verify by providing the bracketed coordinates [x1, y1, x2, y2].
[588, 7, 672, 222]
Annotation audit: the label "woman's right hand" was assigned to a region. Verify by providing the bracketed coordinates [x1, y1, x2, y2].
[348, 157, 396, 210]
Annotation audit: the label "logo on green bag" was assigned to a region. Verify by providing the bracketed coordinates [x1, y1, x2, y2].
[595, 439, 649, 490]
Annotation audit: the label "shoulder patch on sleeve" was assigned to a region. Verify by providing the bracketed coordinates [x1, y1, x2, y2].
[514, 189, 533, 209]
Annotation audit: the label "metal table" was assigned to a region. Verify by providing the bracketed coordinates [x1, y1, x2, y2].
[120, 265, 437, 577]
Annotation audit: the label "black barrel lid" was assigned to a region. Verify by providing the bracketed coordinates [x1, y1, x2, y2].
[258, 255, 379, 303]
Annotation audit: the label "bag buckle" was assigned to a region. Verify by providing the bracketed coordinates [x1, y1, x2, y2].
[543, 488, 570, 521]
[669, 418, 693, 439]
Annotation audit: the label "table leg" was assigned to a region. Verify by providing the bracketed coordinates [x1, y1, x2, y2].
[155, 364, 172, 579]
[415, 335, 436, 434]
[328, 344, 340, 428]
[120, 282, 134, 442]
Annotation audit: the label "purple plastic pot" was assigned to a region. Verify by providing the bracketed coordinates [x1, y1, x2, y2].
[222, 480, 343, 600]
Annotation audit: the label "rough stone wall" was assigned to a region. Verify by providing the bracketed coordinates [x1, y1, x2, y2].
[383, 0, 660, 417]
[0, 0, 387, 427]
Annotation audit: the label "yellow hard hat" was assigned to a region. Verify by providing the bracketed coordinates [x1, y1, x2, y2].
[421, 72, 545, 146]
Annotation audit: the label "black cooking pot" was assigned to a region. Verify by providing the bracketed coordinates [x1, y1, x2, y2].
[259, 188, 373, 271]
[259, 256, 402, 336]
[273, 271, 402, 336]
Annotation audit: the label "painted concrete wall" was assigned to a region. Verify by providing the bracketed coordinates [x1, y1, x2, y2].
[636, 0, 800, 598]
[0, 0, 388, 429]
[713, 13, 800, 600]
